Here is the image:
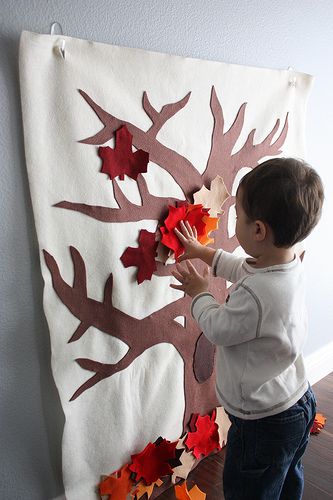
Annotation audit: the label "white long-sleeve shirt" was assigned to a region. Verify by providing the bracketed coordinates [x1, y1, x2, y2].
[191, 249, 308, 420]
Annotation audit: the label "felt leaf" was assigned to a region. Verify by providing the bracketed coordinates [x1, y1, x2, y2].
[129, 438, 178, 485]
[310, 413, 326, 435]
[160, 203, 218, 260]
[168, 447, 184, 469]
[171, 436, 196, 484]
[121, 229, 158, 284]
[188, 413, 199, 433]
[215, 406, 231, 447]
[185, 410, 221, 459]
[134, 478, 163, 499]
[160, 205, 187, 259]
[193, 175, 230, 217]
[174, 482, 206, 500]
[155, 240, 171, 264]
[98, 125, 149, 180]
[99, 465, 134, 499]
[199, 215, 219, 246]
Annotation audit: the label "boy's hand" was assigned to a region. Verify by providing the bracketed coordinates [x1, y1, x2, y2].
[170, 261, 210, 297]
[175, 221, 204, 262]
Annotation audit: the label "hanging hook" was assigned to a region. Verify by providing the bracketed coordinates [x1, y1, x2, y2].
[287, 66, 297, 87]
[50, 22, 63, 36]
[50, 22, 66, 59]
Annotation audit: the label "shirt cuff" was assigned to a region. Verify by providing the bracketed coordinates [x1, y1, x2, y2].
[212, 249, 224, 276]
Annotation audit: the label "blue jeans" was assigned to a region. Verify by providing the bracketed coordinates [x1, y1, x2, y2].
[223, 387, 316, 500]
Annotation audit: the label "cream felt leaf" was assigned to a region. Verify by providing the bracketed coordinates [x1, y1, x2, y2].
[171, 436, 196, 484]
[215, 407, 231, 447]
[193, 176, 230, 217]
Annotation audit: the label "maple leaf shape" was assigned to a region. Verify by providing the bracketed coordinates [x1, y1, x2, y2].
[168, 447, 184, 469]
[134, 478, 163, 499]
[160, 203, 218, 260]
[129, 438, 178, 485]
[215, 406, 231, 447]
[185, 410, 221, 459]
[171, 436, 196, 484]
[99, 465, 134, 499]
[310, 412, 326, 435]
[200, 214, 219, 246]
[193, 175, 230, 217]
[120, 229, 158, 284]
[174, 481, 206, 500]
[98, 125, 149, 180]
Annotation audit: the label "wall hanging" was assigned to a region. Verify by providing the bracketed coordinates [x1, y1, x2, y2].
[19, 29, 313, 499]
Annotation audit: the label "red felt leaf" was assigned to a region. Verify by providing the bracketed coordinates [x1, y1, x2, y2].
[160, 203, 218, 260]
[129, 438, 178, 485]
[98, 125, 149, 180]
[99, 464, 133, 499]
[160, 205, 187, 259]
[185, 409, 221, 459]
[121, 229, 158, 284]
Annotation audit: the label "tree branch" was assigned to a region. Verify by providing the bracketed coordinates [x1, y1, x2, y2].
[143, 91, 191, 137]
[202, 87, 289, 192]
[78, 89, 203, 195]
[54, 174, 182, 223]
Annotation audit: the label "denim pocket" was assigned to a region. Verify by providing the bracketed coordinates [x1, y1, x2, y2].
[255, 409, 306, 466]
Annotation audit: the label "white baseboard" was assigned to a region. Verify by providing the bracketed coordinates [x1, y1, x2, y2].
[304, 340, 333, 386]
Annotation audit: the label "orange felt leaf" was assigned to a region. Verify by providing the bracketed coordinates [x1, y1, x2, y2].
[198, 215, 219, 245]
[310, 413, 327, 435]
[185, 410, 221, 459]
[99, 465, 133, 499]
[135, 478, 163, 499]
[175, 482, 206, 500]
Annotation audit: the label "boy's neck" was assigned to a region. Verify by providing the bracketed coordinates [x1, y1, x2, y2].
[250, 246, 296, 268]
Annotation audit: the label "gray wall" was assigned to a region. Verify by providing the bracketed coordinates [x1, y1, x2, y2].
[1, 1, 332, 498]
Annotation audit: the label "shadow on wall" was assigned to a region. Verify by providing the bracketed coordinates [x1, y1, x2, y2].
[0, 34, 65, 498]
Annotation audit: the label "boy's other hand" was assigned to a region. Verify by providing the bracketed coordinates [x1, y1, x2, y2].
[174, 220, 204, 262]
[170, 261, 210, 297]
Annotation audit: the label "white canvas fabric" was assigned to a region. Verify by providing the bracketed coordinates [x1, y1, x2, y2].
[19, 30, 313, 499]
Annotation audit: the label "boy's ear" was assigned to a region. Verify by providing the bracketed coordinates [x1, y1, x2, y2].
[254, 220, 267, 241]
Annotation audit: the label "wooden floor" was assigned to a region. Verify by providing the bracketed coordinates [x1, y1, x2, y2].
[162, 373, 333, 499]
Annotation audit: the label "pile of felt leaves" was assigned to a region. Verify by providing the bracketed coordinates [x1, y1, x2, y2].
[98, 408, 230, 499]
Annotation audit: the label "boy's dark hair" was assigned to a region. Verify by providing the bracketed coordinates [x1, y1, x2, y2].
[238, 157, 324, 247]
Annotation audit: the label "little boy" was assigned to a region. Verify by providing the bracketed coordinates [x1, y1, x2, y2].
[170, 157, 324, 500]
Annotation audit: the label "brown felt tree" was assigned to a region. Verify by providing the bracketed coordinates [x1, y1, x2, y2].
[45, 86, 288, 430]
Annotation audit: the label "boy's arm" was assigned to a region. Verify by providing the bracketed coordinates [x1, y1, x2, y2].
[170, 261, 259, 346]
[212, 249, 248, 283]
[191, 285, 260, 346]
